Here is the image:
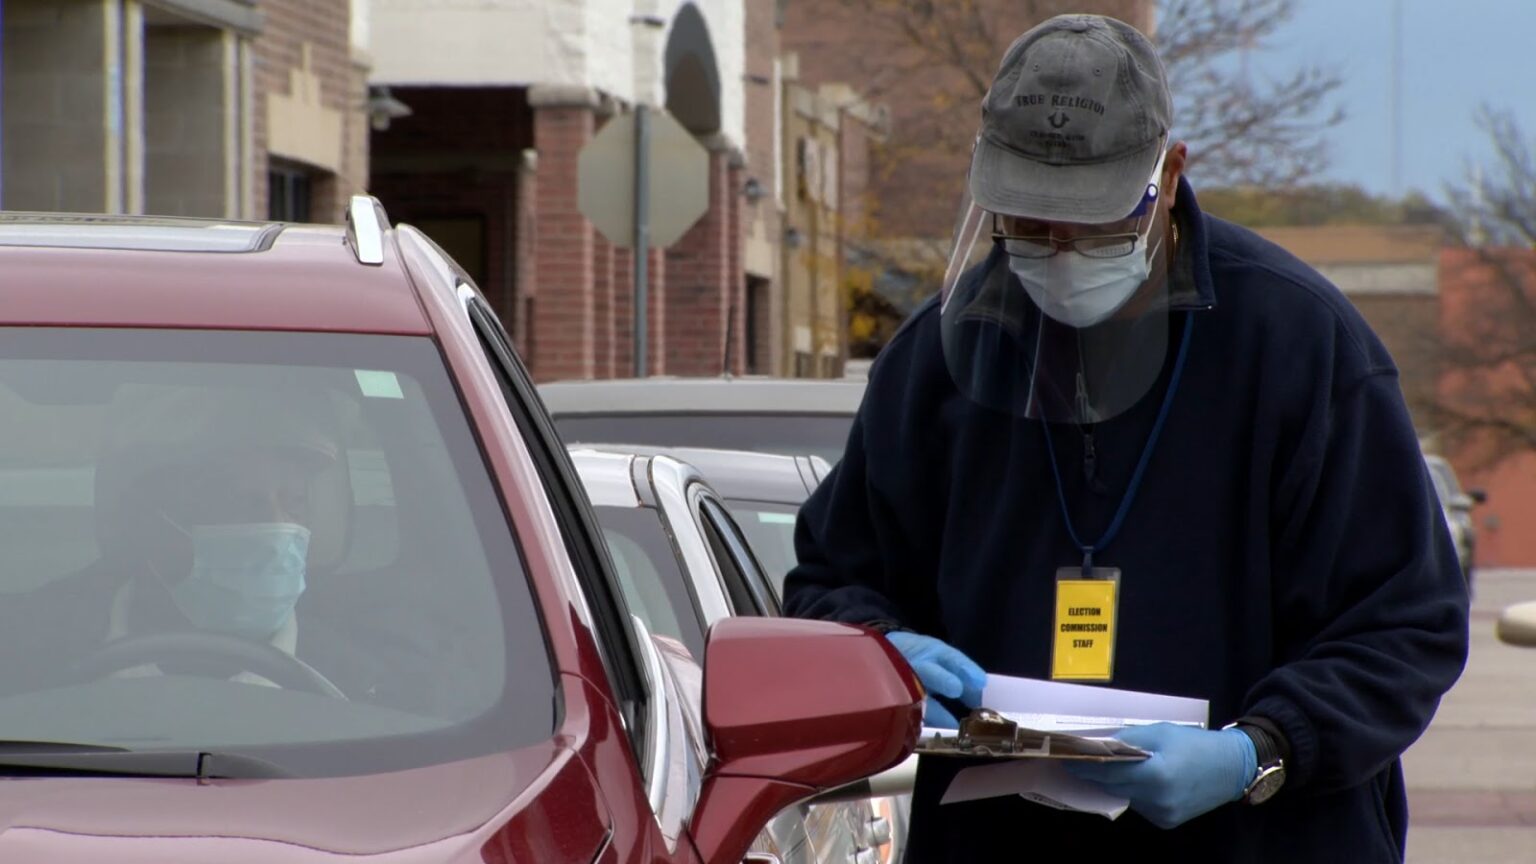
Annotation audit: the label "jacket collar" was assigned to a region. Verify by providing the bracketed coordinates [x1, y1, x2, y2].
[1167, 177, 1218, 312]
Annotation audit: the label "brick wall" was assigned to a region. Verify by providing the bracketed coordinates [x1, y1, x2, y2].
[783, 0, 1153, 241]
[530, 97, 597, 381]
[664, 147, 738, 376]
[253, 0, 366, 223]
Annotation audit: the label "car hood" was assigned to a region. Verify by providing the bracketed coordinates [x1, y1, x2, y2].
[0, 740, 610, 862]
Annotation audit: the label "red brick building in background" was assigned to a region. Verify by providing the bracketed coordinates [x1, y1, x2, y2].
[1436, 248, 1536, 567]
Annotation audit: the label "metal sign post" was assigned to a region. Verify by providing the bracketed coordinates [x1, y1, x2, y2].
[632, 105, 651, 377]
[577, 106, 708, 379]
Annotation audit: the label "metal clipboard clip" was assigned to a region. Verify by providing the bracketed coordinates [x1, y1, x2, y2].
[914, 708, 1149, 762]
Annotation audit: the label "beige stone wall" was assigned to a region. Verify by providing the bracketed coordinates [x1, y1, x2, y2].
[742, 0, 782, 373]
[2, 0, 112, 211]
[143, 26, 234, 217]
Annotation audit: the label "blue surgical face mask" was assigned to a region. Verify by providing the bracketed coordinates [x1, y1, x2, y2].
[168, 522, 310, 640]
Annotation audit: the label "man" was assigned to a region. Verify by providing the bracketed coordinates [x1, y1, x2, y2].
[783, 14, 1469, 862]
[7, 387, 343, 691]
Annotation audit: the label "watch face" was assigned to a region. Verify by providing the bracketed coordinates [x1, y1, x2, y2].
[1247, 766, 1286, 805]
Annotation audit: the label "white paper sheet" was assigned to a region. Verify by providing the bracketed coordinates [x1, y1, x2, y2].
[982, 674, 1209, 730]
[941, 759, 1132, 820]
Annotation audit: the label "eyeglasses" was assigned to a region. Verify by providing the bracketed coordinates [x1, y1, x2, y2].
[992, 215, 1152, 260]
[991, 144, 1168, 260]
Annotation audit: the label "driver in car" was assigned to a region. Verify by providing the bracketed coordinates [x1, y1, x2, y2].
[3, 387, 345, 695]
[102, 391, 336, 677]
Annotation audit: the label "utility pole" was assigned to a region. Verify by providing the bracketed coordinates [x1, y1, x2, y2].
[632, 104, 652, 378]
[1389, 0, 1404, 196]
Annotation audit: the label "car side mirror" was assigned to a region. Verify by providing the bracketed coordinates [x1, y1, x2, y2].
[690, 618, 921, 864]
[1497, 601, 1536, 648]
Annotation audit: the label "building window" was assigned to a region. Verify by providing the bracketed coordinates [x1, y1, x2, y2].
[268, 163, 313, 222]
[745, 276, 769, 375]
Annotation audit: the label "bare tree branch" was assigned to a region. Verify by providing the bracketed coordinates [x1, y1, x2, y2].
[1424, 132, 1536, 462]
[817, 0, 1343, 196]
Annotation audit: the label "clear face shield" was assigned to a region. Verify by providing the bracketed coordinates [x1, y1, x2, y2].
[940, 146, 1173, 424]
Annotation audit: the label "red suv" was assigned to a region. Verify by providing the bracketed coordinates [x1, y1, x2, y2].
[0, 200, 921, 863]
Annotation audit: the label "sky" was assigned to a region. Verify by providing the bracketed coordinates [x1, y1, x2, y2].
[1239, 0, 1536, 200]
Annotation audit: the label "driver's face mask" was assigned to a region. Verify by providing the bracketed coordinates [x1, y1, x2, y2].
[1007, 221, 1162, 329]
[160, 516, 310, 640]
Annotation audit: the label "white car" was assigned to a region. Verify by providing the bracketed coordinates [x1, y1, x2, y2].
[570, 448, 895, 864]
[1423, 453, 1484, 583]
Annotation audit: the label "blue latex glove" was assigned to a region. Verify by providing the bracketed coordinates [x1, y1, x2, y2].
[1065, 724, 1257, 829]
[884, 631, 987, 729]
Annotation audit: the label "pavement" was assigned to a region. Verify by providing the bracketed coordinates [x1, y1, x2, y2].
[1404, 568, 1536, 863]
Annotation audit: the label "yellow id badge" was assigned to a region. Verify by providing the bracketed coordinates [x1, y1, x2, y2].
[1051, 568, 1120, 682]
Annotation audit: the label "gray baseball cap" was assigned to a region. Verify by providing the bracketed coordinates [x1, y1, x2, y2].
[968, 14, 1172, 224]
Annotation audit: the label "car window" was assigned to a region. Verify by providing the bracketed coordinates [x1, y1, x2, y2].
[0, 327, 553, 778]
[555, 413, 854, 465]
[698, 496, 779, 617]
[592, 506, 708, 660]
[725, 500, 799, 599]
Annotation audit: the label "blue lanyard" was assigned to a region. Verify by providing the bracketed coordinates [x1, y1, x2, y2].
[1041, 313, 1195, 577]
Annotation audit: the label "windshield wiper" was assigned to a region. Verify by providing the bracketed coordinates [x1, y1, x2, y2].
[0, 744, 289, 782]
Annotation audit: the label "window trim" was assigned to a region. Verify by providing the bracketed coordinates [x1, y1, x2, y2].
[693, 488, 778, 617]
[462, 297, 649, 744]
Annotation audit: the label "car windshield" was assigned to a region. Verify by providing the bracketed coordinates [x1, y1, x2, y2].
[592, 505, 707, 659]
[0, 328, 553, 777]
[556, 413, 854, 465]
[725, 500, 800, 599]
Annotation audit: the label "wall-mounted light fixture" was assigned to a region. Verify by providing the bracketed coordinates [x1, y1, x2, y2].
[743, 177, 765, 205]
[368, 86, 413, 132]
[784, 226, 804, 250]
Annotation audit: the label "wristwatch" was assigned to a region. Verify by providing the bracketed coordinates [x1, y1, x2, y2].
[1222, 719, 1287, 805]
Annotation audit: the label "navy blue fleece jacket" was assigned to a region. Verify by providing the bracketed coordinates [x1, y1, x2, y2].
[783, 182, 1470, 862]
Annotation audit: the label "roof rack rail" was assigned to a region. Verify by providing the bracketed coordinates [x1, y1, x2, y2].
[345, 195, 390, 265]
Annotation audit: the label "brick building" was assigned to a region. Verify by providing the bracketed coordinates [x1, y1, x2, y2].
[368, 0, 879, 382]
[779, 63, 885, 377]
[1436, 248, 1536, 567]
[0, 0, 368, 223]
[369, 0, 744, 381]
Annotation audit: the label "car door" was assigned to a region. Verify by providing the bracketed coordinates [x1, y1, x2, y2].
[400, 227, 707, 864]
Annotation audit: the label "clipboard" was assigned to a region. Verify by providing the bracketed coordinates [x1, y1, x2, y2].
[915, 708, 1150, 762]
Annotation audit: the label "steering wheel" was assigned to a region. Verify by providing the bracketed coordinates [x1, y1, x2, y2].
[75, 631, 347, 699]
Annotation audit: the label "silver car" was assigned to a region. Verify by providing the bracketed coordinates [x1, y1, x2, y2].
[541, 377, 864, 465]
[1423, 452, 1485, 582]
[566, 445, 914, 861]
[570, 448, 893, 864]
